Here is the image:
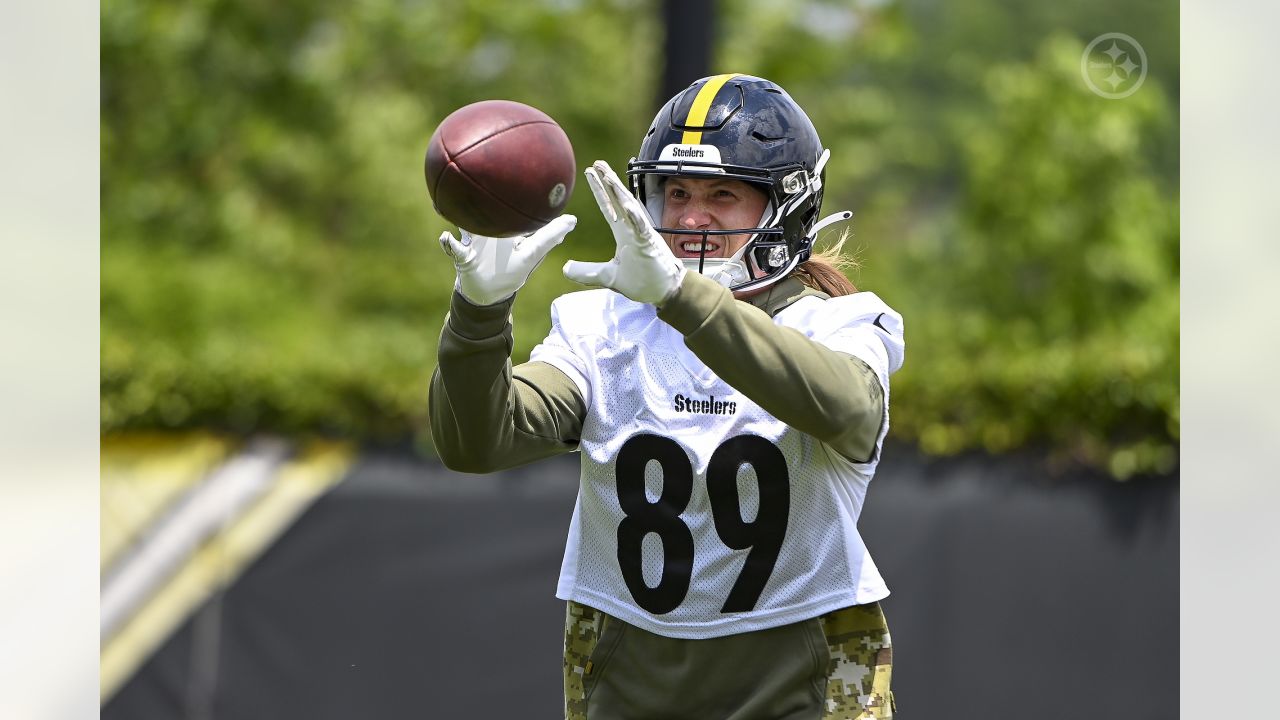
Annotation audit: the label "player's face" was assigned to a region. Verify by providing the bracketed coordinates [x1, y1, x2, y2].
[660, 177, 769, 260]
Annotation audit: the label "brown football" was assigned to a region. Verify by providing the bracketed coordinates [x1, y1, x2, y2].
[424, 100, 576, 237]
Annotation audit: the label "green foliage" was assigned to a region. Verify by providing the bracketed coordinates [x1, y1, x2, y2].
[717, 2, 1178, 477]
[102, 0, 1179, 477]
[102, 0, 656, 441]
[890, 35, 1178, 478]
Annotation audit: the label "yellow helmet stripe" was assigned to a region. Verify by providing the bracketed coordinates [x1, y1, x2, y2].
[680, 73, 741, 144]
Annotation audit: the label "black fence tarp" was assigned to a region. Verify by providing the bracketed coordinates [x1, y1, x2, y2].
[104, 445, 1177, 720]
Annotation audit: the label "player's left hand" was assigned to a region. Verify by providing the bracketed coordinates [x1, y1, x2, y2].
[563, 160, 686, 306]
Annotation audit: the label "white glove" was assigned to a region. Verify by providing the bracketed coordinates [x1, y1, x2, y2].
[562, 160, 686, 306]
[439, 215, 577, 306]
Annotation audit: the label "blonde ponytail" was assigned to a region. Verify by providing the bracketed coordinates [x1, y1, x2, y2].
[792, 229, 859, 297]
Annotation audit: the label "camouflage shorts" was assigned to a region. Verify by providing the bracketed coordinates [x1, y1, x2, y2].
[819, 602, 896, 719]
[563, 601, 607, 720]
[562, 600, 895, 720]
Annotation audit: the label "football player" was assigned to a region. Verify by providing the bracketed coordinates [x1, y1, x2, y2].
[431, 73, 904, 719]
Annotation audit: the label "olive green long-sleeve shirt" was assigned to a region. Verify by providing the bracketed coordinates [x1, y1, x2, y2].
[428, 271, 884, 472]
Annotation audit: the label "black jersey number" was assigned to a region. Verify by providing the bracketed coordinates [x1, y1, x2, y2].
[614, 433, 790, 615]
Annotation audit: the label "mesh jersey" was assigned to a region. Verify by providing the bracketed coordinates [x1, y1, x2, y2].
[529, 288, 905, 639]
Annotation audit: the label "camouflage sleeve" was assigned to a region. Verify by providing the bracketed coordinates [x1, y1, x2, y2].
[657, 272, 884, 462]
[429, 291, 585, 473]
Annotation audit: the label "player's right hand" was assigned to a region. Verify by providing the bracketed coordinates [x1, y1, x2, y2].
[439, 215, 577, 306]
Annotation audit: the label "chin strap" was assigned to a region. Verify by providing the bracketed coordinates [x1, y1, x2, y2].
[683, 257, 750, 288]
[812, 149, 831, 184]
[698, 210, 855, 291]
[806, 210, 854, 242]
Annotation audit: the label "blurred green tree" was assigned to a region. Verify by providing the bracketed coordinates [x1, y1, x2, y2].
[102, 0, 1179, 477]
[102, 0, 656, 439]
[887, 35, 1179, 478]
[719, 1, 1179, 477]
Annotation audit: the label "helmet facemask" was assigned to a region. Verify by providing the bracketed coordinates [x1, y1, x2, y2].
[630, 148, 837, 294]
[640, 174, 781, 289]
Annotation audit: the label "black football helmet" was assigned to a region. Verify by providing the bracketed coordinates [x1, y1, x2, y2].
[628, 73, 850, 294]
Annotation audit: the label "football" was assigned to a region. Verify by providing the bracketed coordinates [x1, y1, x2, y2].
[424, 100, 576, 237]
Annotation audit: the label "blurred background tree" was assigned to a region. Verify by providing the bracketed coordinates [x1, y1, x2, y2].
[101, 0, 1178, 478]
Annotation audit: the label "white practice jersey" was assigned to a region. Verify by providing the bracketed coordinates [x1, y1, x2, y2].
[529, 288, 905, 639]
